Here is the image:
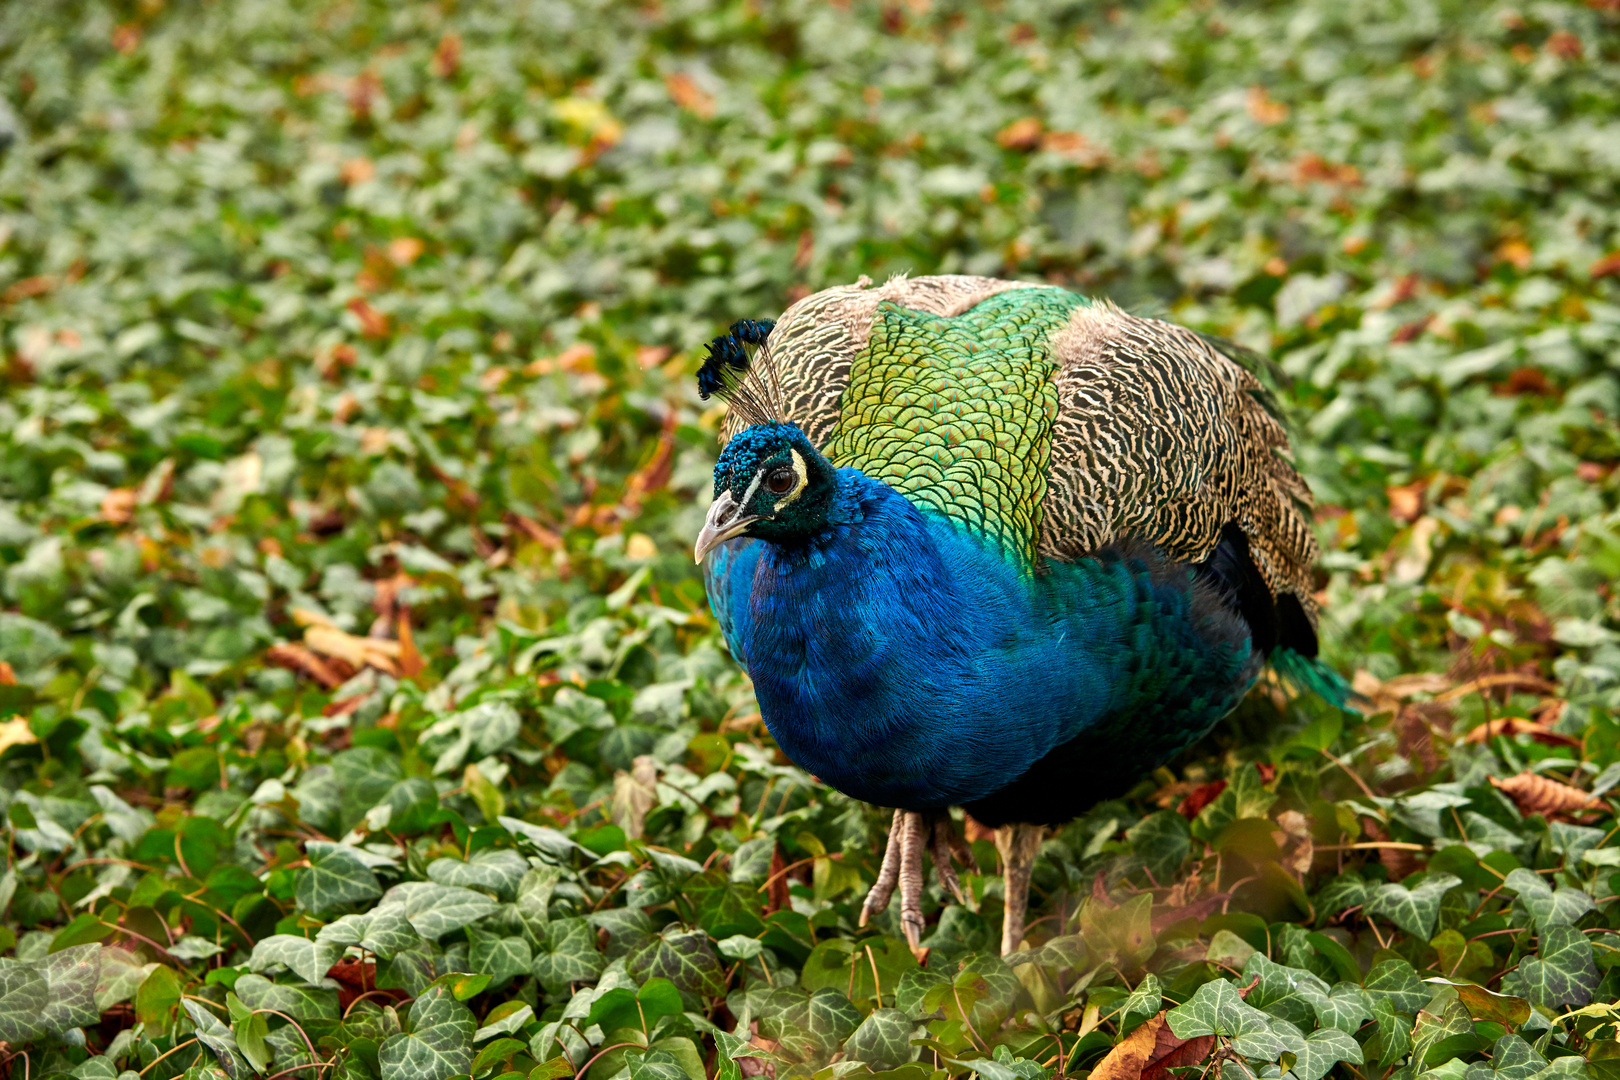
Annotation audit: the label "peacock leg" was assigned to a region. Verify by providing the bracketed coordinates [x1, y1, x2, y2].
[896, 811, 928, 948]
[995, 822, 1043, 956]
[859, 809, 908, 927]
[927, 812, 968, 906]
[861, 810, 969, 952]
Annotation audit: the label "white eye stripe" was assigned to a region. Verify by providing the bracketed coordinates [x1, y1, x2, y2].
[733, 469, 766, 519]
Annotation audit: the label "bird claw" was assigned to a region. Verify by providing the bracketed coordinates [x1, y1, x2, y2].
[859, 809, 970, 952]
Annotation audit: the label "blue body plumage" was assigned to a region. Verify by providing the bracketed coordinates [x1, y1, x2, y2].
[706, 466, 1262, 816]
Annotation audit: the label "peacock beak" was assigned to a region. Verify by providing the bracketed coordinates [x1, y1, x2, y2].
[694, 490, 759, 563]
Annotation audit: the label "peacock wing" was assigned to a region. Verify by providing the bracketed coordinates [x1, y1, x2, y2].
[1037, 299, 1320, 629]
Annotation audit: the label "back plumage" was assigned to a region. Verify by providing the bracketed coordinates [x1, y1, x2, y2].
[710, 273, 1322, 654]
[694, 274, 1341, 953]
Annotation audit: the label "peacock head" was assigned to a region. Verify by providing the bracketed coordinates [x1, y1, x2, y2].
[694, 423, 837, 562]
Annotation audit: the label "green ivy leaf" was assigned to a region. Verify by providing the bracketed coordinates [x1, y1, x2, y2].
[1504, 869, 1596, 931]
[317, 910, 420, 960]
[627, 1048, 691, 1080]
[468, 928, 532, 987]
[626, 928, 725, 1009]
[376, 777, 441, 835]
[1313, 873, 1369, 920]
[1411, 992, 1477, 1069]
[529, 1055, 577, 1080]
[800, 937, 915, 1002]
[95, 946, 155, 1012]
[948, 1046, 1049, 1080]
[135, 964, 183, 1036]
[233, 974, 342, 1021]
[40, 943, 101, 1033]
[498, 816, 591, 867]
[761, 987, 860, 1066]
[516, 866, 562, 940]
[713, 1028, 758, 1080]
[334, 747, 405, 834]
[474, 1000, 533, 1042]
[1364, 957, 1431, 1014]
[1080, 893, 1155, 966]
[50, 913, 117, 952]
[1293, 1026, 1364, 1080]
[298, 843, 383, 915]
[232, 1004, 273, 1076]
[1244, 953, 1330, 1029]
[1306, 931, 1362, 984]
[1166, 978, 1287, 1060]
[1485, 1034, 1548, 1080]
[0, 959, 50, 1044]
[386, 882, 501, 942]
[532, 917, 604, 993]
[1310, 983, 1373, 1034]
[471, 1037, 528, 1078]
[586, 907, 656, 961]
[843, 1008, 915, 1070]
[377, 943, 442, 997]
[1126, 811, 1192, 883]
[426, 849, 530, 901]
[683, 869, 767, 939]
[895, 967, 949, 1020]
[1365, 873, 1462, 938]
[1367, 996, 1413, 1070]
[1501, 925, 1599, 1010]
[378, 985, 474, 1080]
[248, 934, 342, 985]
[183, 998, 249, 1078]
[954, 953, 1022, 1035]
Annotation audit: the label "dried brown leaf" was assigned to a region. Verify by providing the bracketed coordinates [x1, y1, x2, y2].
[1141, 1012, 1215, 1080]
[265, 643, 346, 689]
[1177, 780, 1226, 820]
[430, 33, 462, 78]
[1246, 86, 1289, 125]
[665, 72, 715, 119]
[1489, 772, 1603, 816]
[101, 488, 137, 525]
[1091, 1012, 1162, 1080]
[996, 117, 1044, 151]
[1463, 716, 1580, 748]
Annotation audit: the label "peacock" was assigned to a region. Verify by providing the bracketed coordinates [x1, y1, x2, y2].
[692, 275, 1344, 956]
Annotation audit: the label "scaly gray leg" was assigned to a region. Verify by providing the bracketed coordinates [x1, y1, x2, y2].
[897, 811, 927, 948]
[859, 809, 907, 926]
[995, 822, 1043, 956]
[928, 814, 967, 907]
[860, 810, 971, 953]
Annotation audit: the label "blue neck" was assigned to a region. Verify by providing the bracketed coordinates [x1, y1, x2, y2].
[717, 470, 1255, 811]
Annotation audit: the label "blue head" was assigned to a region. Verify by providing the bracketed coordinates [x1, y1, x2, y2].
[694, 423, 839, 562]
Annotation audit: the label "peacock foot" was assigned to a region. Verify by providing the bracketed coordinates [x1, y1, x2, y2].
[859, 809, 972, 952]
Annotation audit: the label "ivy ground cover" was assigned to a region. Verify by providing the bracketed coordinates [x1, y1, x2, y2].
[1, 2, 1620, 1080]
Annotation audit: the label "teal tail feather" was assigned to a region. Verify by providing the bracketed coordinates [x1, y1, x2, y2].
[1271, 647, 1360, 714]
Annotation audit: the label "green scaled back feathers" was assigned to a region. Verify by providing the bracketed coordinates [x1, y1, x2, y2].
[825, 289, 1086, 565]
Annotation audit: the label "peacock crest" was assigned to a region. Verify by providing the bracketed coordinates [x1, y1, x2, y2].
[695, 318, 780, 425]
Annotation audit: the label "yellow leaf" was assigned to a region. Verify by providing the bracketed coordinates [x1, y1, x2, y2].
[0, 717, 37, 756]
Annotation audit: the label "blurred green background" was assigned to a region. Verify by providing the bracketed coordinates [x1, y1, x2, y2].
[1, 2, 1619, 1078]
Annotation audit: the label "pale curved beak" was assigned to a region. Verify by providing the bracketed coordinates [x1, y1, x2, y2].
[694, 490, 759, 563]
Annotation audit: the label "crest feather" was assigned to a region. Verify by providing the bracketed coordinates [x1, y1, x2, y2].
[696, 318, 782, 426]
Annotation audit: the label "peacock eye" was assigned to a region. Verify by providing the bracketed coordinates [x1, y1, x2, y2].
[765, 467, 796, 495]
